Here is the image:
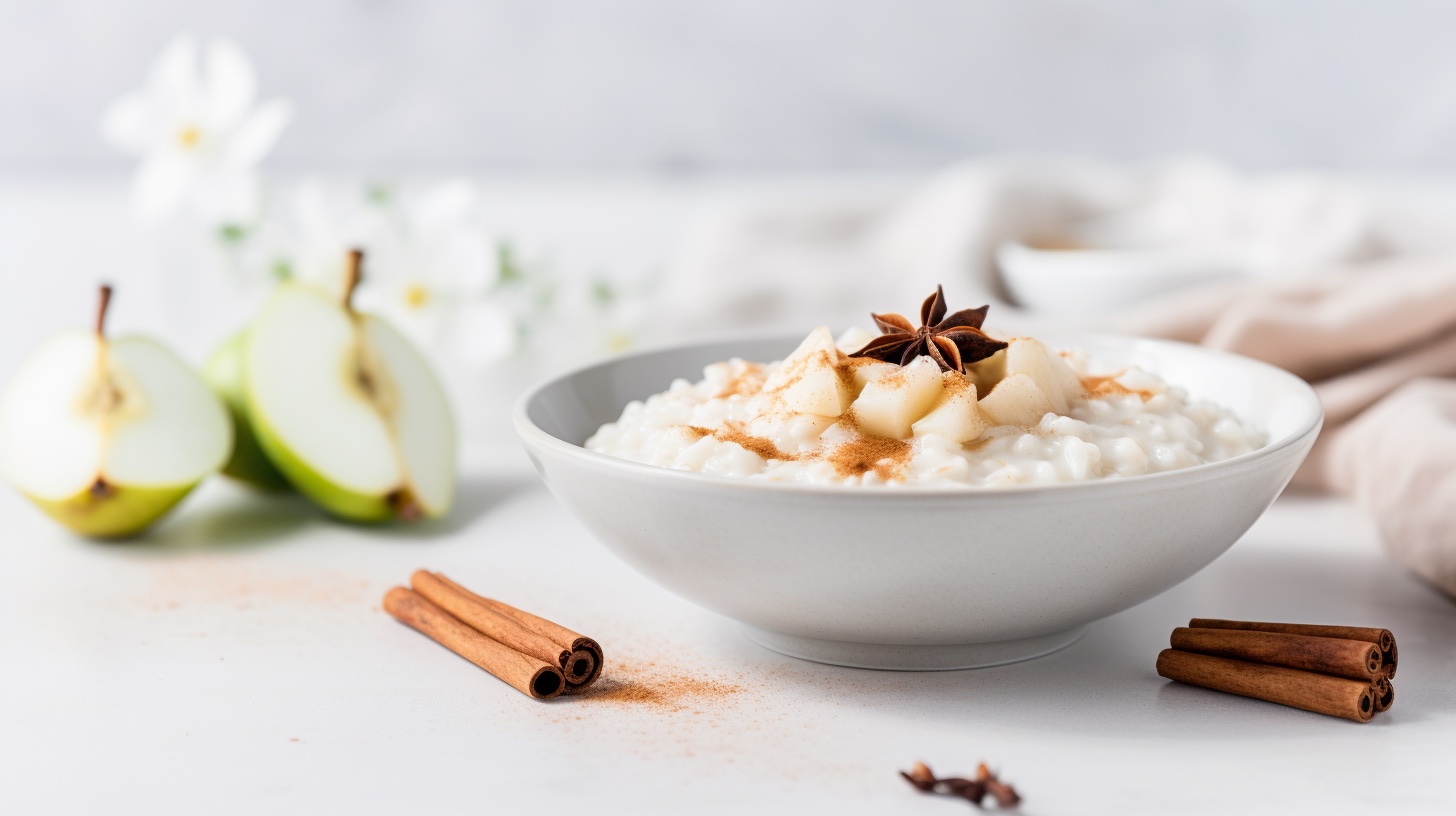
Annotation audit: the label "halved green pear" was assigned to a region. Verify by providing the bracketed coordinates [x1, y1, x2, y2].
[0, 287, 232, 537]
[244, 255, 455, 522]
[203, 331, 290, 491]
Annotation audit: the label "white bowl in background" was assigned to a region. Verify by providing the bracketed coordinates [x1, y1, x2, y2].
[515, 333, 1321, 671]
[997, 238, 1249, 317]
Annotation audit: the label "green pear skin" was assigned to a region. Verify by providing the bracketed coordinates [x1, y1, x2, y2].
[245, 410, 401, 522]
[204, 332, 292, 491]
[28, 482, 197, 539]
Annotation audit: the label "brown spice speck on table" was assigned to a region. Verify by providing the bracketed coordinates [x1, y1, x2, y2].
[901, 760, 1022, 809]
[572, 659, 743, 712]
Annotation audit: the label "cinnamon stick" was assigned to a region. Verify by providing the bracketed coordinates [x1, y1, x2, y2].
[383, 587, 565, 699]
[431, 572, 604, 691]
[1171, 627, 1384, 682]
[1189, 618, 1397, 678]
[1372, 677, 1395, 713]
[1156, 649, 1375, 722]
[410, 571, 597, 685]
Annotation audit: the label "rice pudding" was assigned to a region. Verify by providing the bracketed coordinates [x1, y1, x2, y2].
[586, 294, 1264, 488]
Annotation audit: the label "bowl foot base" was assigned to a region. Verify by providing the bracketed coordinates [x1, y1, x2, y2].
[740, 625, 1086, 671]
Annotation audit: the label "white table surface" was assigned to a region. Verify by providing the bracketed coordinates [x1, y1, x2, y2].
[1, 176, 1454, 815]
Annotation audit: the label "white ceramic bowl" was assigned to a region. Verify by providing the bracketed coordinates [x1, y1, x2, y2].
[515, 333, 1322, 670]
[997, 239, 1249, 316]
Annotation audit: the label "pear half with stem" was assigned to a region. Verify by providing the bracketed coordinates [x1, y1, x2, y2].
[0, 286, 232, 537]
[244, 250, 456, 522]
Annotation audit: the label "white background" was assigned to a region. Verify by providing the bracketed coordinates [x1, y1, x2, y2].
[7, 0, 1456, 173]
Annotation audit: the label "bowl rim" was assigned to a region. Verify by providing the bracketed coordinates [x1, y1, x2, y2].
[513, 330, 1323, 499]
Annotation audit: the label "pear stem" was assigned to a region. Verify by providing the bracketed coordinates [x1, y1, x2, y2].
[95, 284, 113, 338]
[343, 248, 364, 311]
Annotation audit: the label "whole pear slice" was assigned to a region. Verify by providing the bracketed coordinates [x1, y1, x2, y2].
[203, 331, 291, 491]
[0, 286, 232, 537]
[244, 250, 456, 522]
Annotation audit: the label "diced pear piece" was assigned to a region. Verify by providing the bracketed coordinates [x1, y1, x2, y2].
[835, 326, 878, 355]
[978, 373, 1055, 427]
[849, 357, 944, 439]
[845, 358, 900, 392]
[764, 326, 850, 417]
[763, 326, 840, 391]
[1049, 348, 1088, 404]
[968, 348, 1007, 397]
[911, 372, 988, 443]
[779, 361, 850, 417]
[1004, 337, 1074, 414]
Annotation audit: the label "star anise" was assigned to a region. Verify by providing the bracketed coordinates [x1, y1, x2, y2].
[849, 285, 1007, 374]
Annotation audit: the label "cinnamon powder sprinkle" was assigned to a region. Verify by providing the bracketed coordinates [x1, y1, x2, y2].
[575, 659, 743, 712]
[687, 421, 804, 461]
[678, 349, 928, 481]
[828, 434, 912, 480]
[717, 422, 804, 461]
[714, 368, 767, 399]
[1081, 373, 1155, 401]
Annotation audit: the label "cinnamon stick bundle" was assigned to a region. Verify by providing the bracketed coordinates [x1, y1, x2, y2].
[1171, 627, 1384, 682]
[383, 587, 566, 699]
[1372, 677, 1395, 713]
[1156, 649, 1376, 723]
[411, 571, 603, 690]
[1189, 618, 1397, 678]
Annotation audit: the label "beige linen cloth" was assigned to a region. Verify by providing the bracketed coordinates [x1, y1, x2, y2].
[666, 157, 1456, 596]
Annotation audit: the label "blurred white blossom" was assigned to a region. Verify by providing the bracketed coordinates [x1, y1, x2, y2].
[103, 35, 292, 225]
[357, 180, 504, 359]
[253, 180, 374, 295]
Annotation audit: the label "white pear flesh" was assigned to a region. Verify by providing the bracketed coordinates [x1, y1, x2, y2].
[1004, 338, 1065, 414]
[850, 356, 944, 439]
[912, 371, 989, 444]
[978, 372, 1055, 427]
[1004, 337, 1085, 414]
[765, 326, 850, 418]
[778, 363, 849, 417]
[846, 359, 901, 392]
[834, 326, 878, 354]
[0, 331, 231, 537]
[244, 284, 455, 521]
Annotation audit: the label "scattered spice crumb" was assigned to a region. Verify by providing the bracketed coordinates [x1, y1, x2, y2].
[900, 760, 1022, 809]
[575, 658, 743, 712]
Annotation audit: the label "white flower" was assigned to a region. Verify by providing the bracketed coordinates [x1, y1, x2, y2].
[253, 180, 376, 296]
[357, 181, 510, 361]
[103, 35, 292, 225]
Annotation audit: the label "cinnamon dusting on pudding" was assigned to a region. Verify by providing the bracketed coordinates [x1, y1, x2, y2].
[1081, 373, 1155, 401]
[682, 413, 913, 481]
[683, 421, 803, 461]
[828, 434, 912, 480]
[587, 290, 1264, 486]
[714, 364, 767, 398]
